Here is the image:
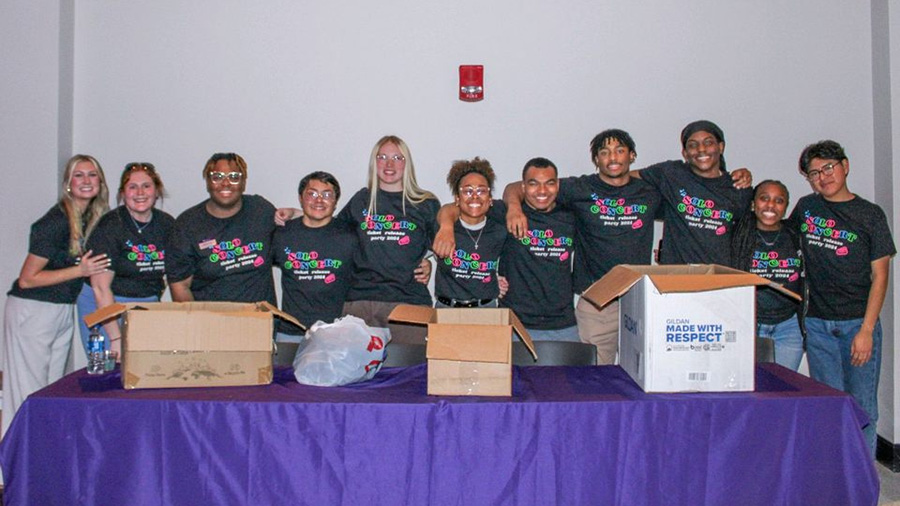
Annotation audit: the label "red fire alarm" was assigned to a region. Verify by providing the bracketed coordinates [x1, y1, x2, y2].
[459, 65, 484, 102]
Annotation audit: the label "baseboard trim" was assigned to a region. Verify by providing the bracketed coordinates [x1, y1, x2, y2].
[877, 436, 900, 471]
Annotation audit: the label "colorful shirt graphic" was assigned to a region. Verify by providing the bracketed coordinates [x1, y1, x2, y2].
[274, 220, 357, 332]
[85, 206, 175, 299]
[494, 201, 577, 329]
[167, 195, 276, 304]
[337, 188, 439, 305]
[790, 194, 896, 319]
[556, 175, 662, 292]
[640, 160, 751, 265]
[435, 219, 506, 302]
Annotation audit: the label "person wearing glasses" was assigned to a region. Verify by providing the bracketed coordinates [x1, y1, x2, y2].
[273, 171, 357, 342]
[336, 135, 439, 344]
[76, 162, 175, 359]
[167, 153, 276, 304]
[789, 140, 895, 455]
[730, 180, 804, 371]
[432, 158, 507, 308]
[3, 154, 111, 437]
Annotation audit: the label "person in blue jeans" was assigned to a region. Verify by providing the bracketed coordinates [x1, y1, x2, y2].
[789, 140, 895, 456]
[731, 180, 805, 370]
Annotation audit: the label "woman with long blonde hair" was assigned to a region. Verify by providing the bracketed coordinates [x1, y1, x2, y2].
[336, 135, 439, 344]
[2, 154, 110, 437]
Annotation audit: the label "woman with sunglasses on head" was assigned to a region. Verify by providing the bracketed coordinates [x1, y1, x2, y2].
[730, 180, 805, 371]
[2, 154, 111, 437]
[167, 153, 276, 305]
[433, 158, 507, 309]
[335, 136, 439, 344]
[75, 163, 175, 359]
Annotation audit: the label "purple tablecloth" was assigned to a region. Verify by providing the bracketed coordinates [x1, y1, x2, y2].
[0, 364, 878, 505]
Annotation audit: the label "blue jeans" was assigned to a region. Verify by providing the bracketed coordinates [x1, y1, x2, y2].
[756, 315, 803, 371]
[75, 283, 158, 356]
[805, 317, 881, 456]
[525, 325, 580, 342]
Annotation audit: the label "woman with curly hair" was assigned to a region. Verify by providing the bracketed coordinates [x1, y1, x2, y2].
[433, 157, 507, 308]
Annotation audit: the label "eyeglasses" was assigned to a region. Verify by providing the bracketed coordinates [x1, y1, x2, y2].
[126, 162, 156, 173]
[208, 171, 243, 184]
[806, 162, 840, 181]
[376, 154, 406, 163]
[302, 189, 336, 201]
[459, 186, 490, 198]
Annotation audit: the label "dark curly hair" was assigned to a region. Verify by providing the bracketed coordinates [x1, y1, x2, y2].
[446, 157, 495, 197]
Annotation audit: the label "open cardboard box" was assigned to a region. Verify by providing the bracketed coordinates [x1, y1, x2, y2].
[389, 305, 537, 396]
[84, 301, 302, 389]
[582, 264, 800, 393]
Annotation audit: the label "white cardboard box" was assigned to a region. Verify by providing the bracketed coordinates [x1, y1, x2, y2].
[582, 264, 799, 393]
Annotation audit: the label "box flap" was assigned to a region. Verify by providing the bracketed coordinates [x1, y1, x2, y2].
[83, 302, 131, 329]
[255, 301, 305, 331]
[582, 264, 801, 305]
[388, 304, 437, 325]
[427, 324, 511, 363]
[508, 310, 537, 360]
[580, 265, 645, 309]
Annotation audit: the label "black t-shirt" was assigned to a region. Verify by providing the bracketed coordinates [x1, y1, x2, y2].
[8, 205, 83, 304]
[85, 206, 175, 299]
[336, 188, 439, 305]
[746, 229, 803, 324]
[495, 201, 576, 329]
[556, 174, 663, 293]
[640, 160, 752, 265]
[789, 194, 896, 320]
[435, 219, 506, 301]
[274, 219, 358, 334]
[166, 194, 276, 304]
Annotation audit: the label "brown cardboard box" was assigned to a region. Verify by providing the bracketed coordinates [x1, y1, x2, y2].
[84, 301, 302, 389]
[388, 306, 537, 396]
[581, 264, 800, 392]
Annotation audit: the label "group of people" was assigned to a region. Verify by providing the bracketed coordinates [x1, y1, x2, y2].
[2, 122, 894, 456]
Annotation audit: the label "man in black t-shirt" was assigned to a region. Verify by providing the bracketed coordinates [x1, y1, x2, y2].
[636, 120, 752, 265]
[503, 131, 662, 364]
[274, 172, 358, 341]
[497, 158, 577, 340]
[167, 153, 276, 304]
[789, 140, 895, 455]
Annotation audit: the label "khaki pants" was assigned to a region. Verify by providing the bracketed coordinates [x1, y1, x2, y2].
[575, 297, 619, 365]
[343, 300, 428, 345]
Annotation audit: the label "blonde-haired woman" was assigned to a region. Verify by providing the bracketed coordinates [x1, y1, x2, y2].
[336, 135, 440, 343]
[2, 154, 110, 436]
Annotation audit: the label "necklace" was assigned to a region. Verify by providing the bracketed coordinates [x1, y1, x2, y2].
[462, 221, 486, 250]
[129, 211, 153, 235]
[756, 229, 781, 247]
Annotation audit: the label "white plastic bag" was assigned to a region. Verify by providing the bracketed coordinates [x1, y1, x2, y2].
[293, 315, 391, 386]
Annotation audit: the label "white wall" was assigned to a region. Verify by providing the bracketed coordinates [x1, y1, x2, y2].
[70, 1, 875, 212]
[0, 1, 74, 342]
[2, 0, 897, 441]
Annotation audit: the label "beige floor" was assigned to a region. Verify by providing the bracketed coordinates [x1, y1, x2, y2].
[879, 461, 900, 505]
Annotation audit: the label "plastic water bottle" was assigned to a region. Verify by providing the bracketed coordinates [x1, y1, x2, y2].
[87, 327, 106, 375]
